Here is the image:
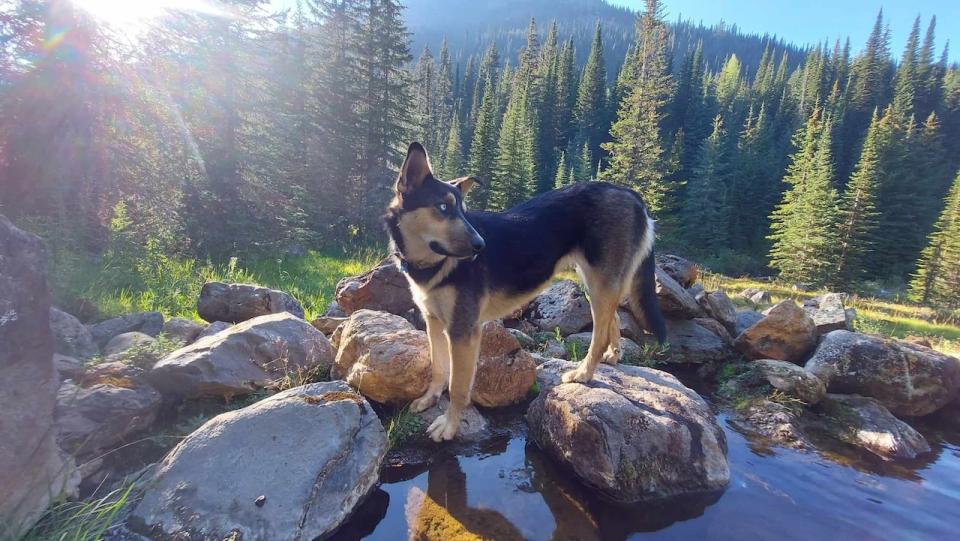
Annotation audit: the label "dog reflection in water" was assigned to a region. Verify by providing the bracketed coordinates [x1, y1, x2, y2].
[404, 459, 523, 540]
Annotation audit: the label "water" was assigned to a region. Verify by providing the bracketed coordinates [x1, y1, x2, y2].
[335, 409, 960, 541]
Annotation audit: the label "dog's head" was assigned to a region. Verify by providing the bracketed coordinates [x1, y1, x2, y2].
[385, 142, 485, 265]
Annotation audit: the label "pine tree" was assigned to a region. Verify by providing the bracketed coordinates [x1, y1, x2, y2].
[413, 45, 437, 148]
[601, 0, 675, 218]
[715, 54, 742, 111]
[466, 74, 499, 208]
[555, 39, 578, 154]
[683, 114, 731, 249]
[892, 16, 921, 119]
[767, 106, 841, 286]
[491, 68, 538, 210]
[910, 170, 960, 310]
[850, 9, 891, 113]
[554, 151, 569, 189]
[834, 109, 882, 286]
[439, 114, 464, 180]
[575, 22, 607, 160]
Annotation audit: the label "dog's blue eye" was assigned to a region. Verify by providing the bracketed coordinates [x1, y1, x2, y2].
[437, 203, 448, 213]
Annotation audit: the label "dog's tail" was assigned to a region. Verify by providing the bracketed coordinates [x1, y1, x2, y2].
[627, 213, 667, 344]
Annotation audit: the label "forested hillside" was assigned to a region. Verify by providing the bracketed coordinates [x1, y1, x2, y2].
[1, 0, 958, 312]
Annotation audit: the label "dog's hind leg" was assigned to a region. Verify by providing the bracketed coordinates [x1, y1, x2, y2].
[410, 315, 450, 413]
[427, 323, 481, 442]
[601, 310, 622, 365]
[562, 282, 619, 383]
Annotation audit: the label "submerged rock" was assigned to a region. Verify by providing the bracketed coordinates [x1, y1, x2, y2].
[805, 330, 960, 417]
[197, 281, 304, 323]
[335, 257, 414, 316]
[527, 360, 729, 503]
[50, 307, 99, 360]
[734, 399, 809, 449]
[89, 311, 164, 349]
[526, 280, 593, 336]
[734, 301, 817, 363]
[332, 310, 430, 405]
[816, 394, 931, 461]
[128, 382, 386, 541]
[149, 313, 334, 399]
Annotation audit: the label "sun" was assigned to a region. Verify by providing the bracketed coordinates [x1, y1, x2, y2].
[71, 0, 227, 33]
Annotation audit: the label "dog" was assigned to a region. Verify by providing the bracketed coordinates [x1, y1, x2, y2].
[384, 142, 667, 441]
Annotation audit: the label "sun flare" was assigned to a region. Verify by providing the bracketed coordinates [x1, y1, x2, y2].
[71, 0, 226, 32]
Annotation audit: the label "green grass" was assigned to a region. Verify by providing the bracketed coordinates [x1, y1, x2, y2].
[52, 247, 382, 323]
[385, 406, 425, 448]
[20, 484, 134, 541]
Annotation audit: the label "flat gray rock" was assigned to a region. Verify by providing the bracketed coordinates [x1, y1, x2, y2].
[198, 281, 304, 323]
[89, 312, 164, 349]
[50, 307, 99, 360]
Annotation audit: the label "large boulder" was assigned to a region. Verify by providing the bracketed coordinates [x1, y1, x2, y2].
[103, 331, 155, 358]
[803, 293, 852, 335]
[89, 311, 164, 349]
[197, 282, 305, 323]
[640, 319, 735, 364]
[312, 315, 348, 336]
[565, 332, 645, 365]
[816, 394, 931, 460]
[195, 320, 231, 341]
[416, 395, 489, 442]
[56, 362, 161, 459]
[335, 257, 414, 316]
[526, 280, 593, 336]
[752, 359, 826, 405]
[734, 301, 817, 363]
[149, 313, 334, 399]
[527, 360, 729, 502]
[734, 310, 764, 337]
[128, 382, 386, 540]
[50, 307, 99, 360]
[740, 288, 771, 306]
[0, 216, 75, 537]
[654, 267, 705, 319]
[805, 330, 960, 417]
[473, 321, 537, 407]
[332, 310, 431, 405]
[617, 308, 645, 342]
[162, 317, 204, 345]
[656, 254, 699, 288]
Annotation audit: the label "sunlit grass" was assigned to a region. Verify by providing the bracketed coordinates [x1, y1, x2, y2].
[20, 484, 134, 541]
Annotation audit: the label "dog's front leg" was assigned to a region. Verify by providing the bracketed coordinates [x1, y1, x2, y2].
[426, 324, 480, 442]
[410, 315, 450, 413]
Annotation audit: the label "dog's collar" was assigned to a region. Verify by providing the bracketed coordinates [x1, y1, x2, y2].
[392, 251, 446, 283]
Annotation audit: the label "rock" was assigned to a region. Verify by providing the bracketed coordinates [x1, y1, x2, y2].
[89, 312, 164, 349]
[56, 363, 161, 459]
[149, 313, 334, 399]
[804, 330, 960, 417]
[50, 307, 99, 360]
[617, 308, 645, 342]
[734, 310, 764, 337]
[196, 320, 231, 340]
[687, 283, 705, 300]
[655, 267, 705, 319]
[564, 332, 645, 365]
[324, 301, 347, 317]
[542, 339, 568, 360]
[803, 293, 852, 335]
[332, 310, 430, 405]
[740, 288, 771, 305]
[416, 395, 489, 442]
[735, 399, 808, 449]
[162, 317, 204, 345]
[903, 335, 933, 349]
[753, 359, 826, 405]
[312, 315, 349, 336]
[700, 290, 737, 336]
[655, 254, 699, 288]
[335, 257, 414, 316]
[103, 331, 155, 358]
[528, 360, 729, 502]
[526, 280, 592, 336]
[197, 281, 304, 324]
[640, 319, 735, 364]
[734, 301, 817, 363]
[0, 216, 75, 537]
[128, 382, 386, 541]
[507, 328, 536, 350]
[472, 321, 537, 407]
[817, 394, 931, 460]
[53, 354, 85, 381]
[693, 318, 733, 344]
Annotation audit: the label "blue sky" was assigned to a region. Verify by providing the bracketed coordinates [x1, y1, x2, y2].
[609, 0, 959, 62]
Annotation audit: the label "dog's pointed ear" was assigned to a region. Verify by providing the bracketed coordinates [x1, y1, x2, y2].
[449, 176, 482, 196]
[396, 142, 433, 194]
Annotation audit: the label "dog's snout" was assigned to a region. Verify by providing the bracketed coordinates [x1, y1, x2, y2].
[471, 236, 486, 253]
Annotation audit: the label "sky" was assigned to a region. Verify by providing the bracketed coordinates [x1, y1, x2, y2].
[609, 0, 959, 62]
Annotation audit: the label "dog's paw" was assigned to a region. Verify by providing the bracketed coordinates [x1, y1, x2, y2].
[409, 391, 439, 413]
[561, 368, 592, 384]
[426, 414, 458, 442]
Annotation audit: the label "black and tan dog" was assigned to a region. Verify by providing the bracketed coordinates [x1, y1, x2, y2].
[385, 142, 667, 441]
